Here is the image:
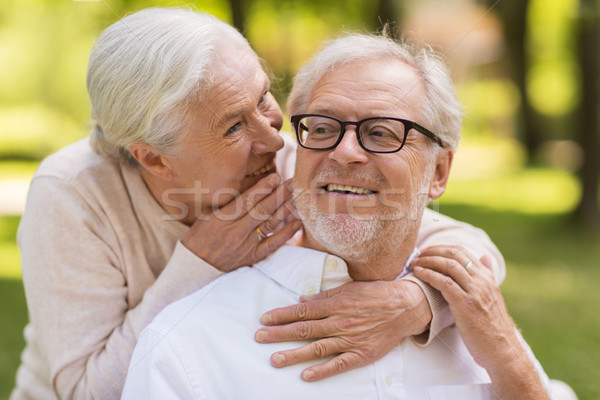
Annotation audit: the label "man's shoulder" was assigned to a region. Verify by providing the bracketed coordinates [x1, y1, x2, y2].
[146, 266, 269, 332]
[147, 245, 326, 335]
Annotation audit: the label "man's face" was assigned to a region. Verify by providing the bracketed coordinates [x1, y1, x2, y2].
[294, 59, 439, 264]
[163, 44, 285, 220]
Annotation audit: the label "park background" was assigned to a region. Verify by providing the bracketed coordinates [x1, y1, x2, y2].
[0, 0, 599, 398]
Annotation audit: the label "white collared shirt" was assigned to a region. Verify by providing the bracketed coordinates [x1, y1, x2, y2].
[122, 245, 547, 400]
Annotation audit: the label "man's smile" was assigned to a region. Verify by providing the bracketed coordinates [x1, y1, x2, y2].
[323, 183, 376, 195]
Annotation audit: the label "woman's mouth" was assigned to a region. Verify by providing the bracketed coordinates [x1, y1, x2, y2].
[249, 160, 275, 177]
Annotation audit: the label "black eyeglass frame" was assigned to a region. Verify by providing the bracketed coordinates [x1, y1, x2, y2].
[290, 114, 444, 154]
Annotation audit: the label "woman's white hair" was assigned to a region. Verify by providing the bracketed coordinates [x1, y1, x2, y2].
[87, 7, 252, 164]
[287, 32, 463, 150]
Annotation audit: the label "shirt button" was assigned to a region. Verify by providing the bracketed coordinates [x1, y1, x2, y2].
[305, 285, 316, 295]
[326, 259, 337, 270]
[385, 376, 392, 386]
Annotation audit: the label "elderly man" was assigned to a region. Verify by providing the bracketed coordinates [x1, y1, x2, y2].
[121, 33, 553, 399]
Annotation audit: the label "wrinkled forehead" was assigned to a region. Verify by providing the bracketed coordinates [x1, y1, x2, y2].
[307, 59, 426, 119]
[212, 42, 264, 76]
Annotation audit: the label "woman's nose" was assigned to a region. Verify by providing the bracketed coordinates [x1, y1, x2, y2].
[250, 112, 284, 155]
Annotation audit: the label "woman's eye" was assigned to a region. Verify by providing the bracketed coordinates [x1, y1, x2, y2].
[258, 90, 270, 106]
[225, 122, 242, 136]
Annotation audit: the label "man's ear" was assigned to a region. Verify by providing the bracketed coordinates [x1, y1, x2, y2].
[129, 142, 174, 180]
[428, 148, 453, 200]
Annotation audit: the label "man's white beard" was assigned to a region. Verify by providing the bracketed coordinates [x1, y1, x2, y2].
[294, 166, 432, 263]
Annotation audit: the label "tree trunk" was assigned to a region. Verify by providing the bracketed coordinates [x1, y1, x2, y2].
[575, 0, 600, 227]
[228, 0, 246, 34]
[495, 0, 543, 162]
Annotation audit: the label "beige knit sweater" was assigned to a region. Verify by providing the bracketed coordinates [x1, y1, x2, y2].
[11, 136, 504, 399]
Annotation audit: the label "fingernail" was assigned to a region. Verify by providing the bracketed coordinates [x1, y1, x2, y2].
[260, 312, 272, 325]
[292, 220, 303, 230]
[255, 329, 268, 342]
[413, 266, 423, 273]
[302, 370, 315, 381]
[299, 295, 312, 302]
[272, 353, 286, 366]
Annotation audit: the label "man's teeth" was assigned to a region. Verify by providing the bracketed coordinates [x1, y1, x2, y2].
[251, 162, 274, 176]
[326, 183, 374, 195]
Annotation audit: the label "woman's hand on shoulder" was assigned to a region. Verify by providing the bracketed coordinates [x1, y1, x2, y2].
[254, 279, 431, 381]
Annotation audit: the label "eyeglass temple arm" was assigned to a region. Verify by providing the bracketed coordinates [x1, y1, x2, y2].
[414, 123, 444, 148]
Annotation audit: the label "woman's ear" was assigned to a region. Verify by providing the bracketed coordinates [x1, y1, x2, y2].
[129, 142, 174, 180]
[428, 148, 453, 200]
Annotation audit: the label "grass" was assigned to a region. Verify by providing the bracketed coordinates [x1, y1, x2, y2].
[0, 215, 26, 398]
[0, 216, 21, 280]
[0, 279, 27, 399]
[0, 167, 598, 399]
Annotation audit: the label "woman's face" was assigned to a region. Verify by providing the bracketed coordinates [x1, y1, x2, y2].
[163, 45, 284, 221]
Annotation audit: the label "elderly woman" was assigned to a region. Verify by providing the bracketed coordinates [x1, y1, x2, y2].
[11, 7, 505, 399]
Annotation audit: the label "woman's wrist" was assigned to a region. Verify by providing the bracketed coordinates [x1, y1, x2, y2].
[391, 279, 432, 336]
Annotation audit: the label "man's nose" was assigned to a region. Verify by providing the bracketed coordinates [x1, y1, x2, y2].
[250, 112, 284, 155]
[327, 127, 369, 165]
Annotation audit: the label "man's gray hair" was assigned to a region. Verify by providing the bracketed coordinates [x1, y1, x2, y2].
[287, 33, 462, 150]
[87, 7, 252, 164]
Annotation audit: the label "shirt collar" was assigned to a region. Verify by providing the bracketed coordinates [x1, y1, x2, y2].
[254, 245, 418, 296]
[395, 248, 420, 280]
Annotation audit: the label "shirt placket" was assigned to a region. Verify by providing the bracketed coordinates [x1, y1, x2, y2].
[373, 347, 405, 400]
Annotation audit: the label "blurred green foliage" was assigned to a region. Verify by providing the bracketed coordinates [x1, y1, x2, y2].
[528, 0, 579, 117]
[0, 0, 590, 159]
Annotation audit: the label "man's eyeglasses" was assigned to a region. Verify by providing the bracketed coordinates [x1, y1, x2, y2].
[290, 114, 444, 154]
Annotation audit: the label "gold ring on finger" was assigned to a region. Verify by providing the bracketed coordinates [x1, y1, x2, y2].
[256, 227, 267, 240]
[464, 261, 473, 271]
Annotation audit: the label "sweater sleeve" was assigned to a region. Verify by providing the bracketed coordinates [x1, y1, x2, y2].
[18, 176, 223, 399]
[404, 208, 506, 345]
[418, 208, 506, 284]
